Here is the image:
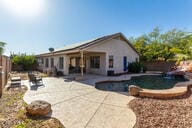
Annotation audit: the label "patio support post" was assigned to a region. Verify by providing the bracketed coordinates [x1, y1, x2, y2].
[80, 51, 84, 76]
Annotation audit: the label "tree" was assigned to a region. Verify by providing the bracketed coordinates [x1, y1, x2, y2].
[12, 53, 36, 70]
[130, 28, 192, 61]
[131, 35, 148, 60]
[148, 27, 161, 42]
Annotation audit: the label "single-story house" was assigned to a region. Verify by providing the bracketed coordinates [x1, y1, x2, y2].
[36, 32, 140, 76]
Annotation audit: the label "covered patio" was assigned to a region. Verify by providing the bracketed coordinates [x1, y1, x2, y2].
[67, 51, 107, 76]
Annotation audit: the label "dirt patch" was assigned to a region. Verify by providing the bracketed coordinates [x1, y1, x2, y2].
[0, 86, 64, 128]
[129, 94, 192, 128]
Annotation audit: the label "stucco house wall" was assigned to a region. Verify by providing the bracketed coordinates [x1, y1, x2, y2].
[38, 54, 68, 74]
[85, 39, 139, 74]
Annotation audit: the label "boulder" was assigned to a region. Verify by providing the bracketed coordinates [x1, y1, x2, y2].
[26, 100, 51, 116]
[129, 85, 143, 96]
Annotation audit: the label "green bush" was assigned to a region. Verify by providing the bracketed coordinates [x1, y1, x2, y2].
[142, 65, 147, 73]
[12, 54, 36, 70]
[128, 62, 143, 73]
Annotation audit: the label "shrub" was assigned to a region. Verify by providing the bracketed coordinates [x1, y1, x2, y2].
[11, 54, 36, 71]
[128, 62, 143, 73]
[142, 65, 147, 73]
[13, 123, 26, 128]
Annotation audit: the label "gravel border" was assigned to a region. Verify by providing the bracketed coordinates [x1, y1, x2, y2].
[129, 91, 192, 128]
[0, 86, 64, 128]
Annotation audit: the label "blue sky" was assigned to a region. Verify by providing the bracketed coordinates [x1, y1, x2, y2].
[0, 0, 192, 56]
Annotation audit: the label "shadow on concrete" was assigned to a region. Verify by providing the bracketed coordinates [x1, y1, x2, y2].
[30, 84, 45, 91]
[61, 74, 129, 96]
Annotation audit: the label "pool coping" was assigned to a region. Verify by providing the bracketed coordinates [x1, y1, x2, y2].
[138, 74, 192, 99]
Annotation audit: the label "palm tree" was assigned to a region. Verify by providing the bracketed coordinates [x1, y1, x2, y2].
[0, 42, 6, 55]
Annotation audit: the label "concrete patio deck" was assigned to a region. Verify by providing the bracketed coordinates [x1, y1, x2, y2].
[23, 74, 148, 128]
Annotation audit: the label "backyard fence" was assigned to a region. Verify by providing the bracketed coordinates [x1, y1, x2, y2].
[0, 55, 12, 97]
[142, 61, 176, 72]
[12, 64, 37, 71]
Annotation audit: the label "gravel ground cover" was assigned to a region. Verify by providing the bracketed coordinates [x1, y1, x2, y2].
[0, 86, 64, 128]
[129, 93, 192, 128]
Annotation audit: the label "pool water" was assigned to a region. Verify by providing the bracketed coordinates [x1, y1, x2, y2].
[95, 75, 188, 92]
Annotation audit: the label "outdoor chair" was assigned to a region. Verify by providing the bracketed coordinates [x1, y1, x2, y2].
[28, 72, 43, 85]
[10, 76, 21, 88]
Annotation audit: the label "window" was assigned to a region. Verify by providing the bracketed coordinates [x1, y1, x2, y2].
[37, 58, 41, 65]
[135, 58, 138, 62]
[45, 58, 49, 68]
[51, 58, 54, 68]
[59, 57, 64, 69]
[109, 56, 113, 68]
[90, 56, 100, 68]
[42, 58, 44, 64]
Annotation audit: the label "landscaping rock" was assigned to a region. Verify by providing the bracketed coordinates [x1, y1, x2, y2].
[129, 91, 192, 128]
[129, 85, 143, 96]
[41, 118, 65, 128]
[26, 100, 51, 116]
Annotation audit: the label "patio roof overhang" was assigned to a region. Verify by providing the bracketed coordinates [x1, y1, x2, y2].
[36, 49, 106, 58]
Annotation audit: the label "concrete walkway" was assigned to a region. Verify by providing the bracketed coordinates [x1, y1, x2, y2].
[23, 74, 139, 128]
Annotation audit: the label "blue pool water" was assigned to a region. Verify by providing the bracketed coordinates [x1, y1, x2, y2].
[95, 75, 188, 92]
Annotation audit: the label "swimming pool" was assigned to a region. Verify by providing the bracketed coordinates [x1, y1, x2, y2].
[95, 75, 188, 92]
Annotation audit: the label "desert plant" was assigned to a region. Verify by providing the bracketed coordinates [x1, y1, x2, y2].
[128, 62, 143, 73]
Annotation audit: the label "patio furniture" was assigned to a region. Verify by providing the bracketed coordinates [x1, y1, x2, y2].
[10, 76, 21, 87]
[28, 72, 43, 85]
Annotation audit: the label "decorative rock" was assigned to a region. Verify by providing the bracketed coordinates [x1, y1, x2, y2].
[129, 85, 143, 96]
[26, 100, 51, 116]
[41, 118, 65, 128]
